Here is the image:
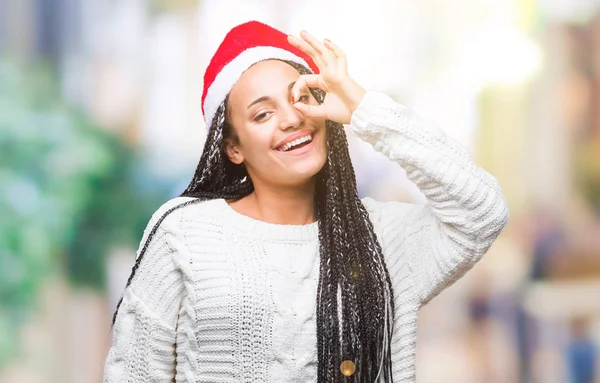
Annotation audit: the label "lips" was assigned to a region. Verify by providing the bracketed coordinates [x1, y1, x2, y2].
[275, 130, 314, 152]
[278, 134, 313, 152]
[277, 134, 317, 156]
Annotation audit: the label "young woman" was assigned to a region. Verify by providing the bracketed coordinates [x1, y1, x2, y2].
[103, 20, 509, 382]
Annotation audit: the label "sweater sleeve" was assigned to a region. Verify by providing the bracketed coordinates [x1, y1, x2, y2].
[103, 202, 188, 382]
[350, 90, 509, 306]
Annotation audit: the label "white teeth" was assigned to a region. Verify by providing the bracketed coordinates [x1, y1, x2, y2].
[281, 134, 312, 151]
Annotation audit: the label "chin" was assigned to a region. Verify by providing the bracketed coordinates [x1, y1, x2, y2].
[291, 156, 326, 180]
[272, 132, 327, 182]
[276, 153, 326, 187]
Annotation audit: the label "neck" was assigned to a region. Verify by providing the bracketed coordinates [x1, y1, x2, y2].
[231, 180, 317, 225]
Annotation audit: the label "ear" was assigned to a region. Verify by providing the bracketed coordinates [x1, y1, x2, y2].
[224, 137, 244, 165]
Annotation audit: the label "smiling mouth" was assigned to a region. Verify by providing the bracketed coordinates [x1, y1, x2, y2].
[276, 134, 314, 152]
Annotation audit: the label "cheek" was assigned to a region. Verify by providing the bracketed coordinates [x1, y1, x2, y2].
[239, 130, 275, 163]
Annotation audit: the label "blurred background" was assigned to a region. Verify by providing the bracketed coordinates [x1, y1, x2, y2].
[1, 0, 600, 381]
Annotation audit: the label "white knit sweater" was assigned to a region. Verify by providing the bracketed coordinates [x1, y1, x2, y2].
[103, 90, 509, 382]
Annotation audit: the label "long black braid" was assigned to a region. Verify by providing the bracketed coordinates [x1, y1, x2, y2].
[111, 60, 395, 382]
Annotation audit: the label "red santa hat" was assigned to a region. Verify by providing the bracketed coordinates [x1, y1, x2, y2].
[201, 20, 319, 129]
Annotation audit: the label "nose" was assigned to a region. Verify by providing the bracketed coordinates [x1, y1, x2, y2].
[279, 102, 304, 131]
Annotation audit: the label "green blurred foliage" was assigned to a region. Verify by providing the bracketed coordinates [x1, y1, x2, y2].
[0, 59, 169, 367]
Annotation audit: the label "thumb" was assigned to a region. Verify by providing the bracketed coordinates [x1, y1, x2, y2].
[293, 102, 328, 119]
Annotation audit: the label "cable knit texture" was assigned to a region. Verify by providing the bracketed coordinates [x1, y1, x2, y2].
[103, 90, 509, 382]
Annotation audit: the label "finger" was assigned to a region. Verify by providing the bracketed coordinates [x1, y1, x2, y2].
[291, 74, 329, 100]
[292, 102, 328, 119]
[301, 31, 339, 67]
[299, 30, 326, 55]
[289, 33, 336, 70]
[288, 34, 329, 69]
[287, 35, 318, 58]
[324, 38, 346, 59]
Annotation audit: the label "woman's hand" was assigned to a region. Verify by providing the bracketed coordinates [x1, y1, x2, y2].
[287, 31, 366, 125]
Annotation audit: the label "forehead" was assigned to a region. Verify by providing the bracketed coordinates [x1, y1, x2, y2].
[230, 60, 300, 101]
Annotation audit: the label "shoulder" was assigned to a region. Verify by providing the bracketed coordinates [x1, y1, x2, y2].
[135, 197, 227, 260]
[145, 197, 226, 234]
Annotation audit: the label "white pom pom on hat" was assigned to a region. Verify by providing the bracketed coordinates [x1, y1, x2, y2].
[201, 20, 319, 129]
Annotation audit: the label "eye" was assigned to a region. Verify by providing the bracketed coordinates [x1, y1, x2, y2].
[254, 111, 271, 122]
[298, 94, 310, 103]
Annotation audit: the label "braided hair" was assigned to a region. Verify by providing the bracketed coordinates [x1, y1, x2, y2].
[111, 60, 395, 382]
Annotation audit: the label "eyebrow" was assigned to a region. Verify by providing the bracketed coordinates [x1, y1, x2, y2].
[246, 81, 297, 109]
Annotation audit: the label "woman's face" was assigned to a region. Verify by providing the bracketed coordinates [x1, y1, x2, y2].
[225, 59, 327, 189]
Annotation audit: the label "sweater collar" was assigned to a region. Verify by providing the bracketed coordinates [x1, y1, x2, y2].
[215, 198, 319, 242]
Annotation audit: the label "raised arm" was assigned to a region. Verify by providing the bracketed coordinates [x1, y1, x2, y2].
[285, 30, 509, 306]
[352, 90, 510, 306]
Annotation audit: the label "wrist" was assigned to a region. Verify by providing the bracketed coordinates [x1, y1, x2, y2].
[339, 79, 366, 115]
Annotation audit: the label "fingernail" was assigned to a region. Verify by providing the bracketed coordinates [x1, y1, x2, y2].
[324, 38, 331, 43]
